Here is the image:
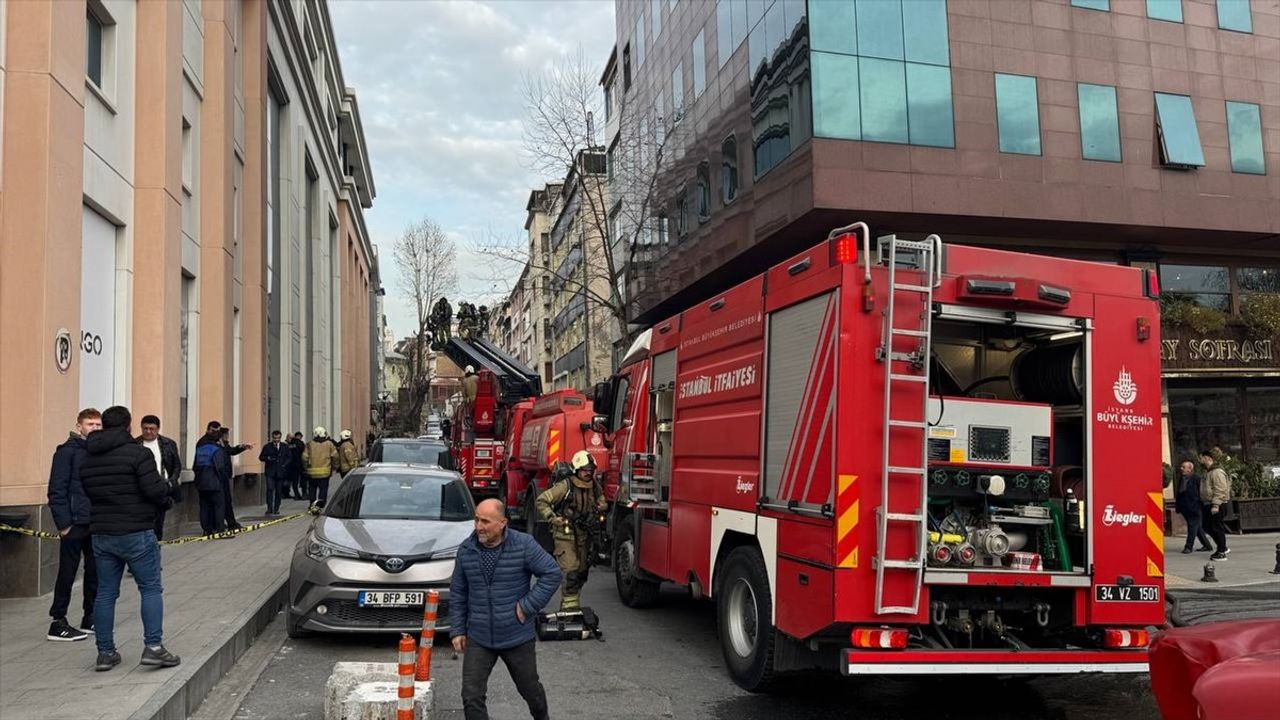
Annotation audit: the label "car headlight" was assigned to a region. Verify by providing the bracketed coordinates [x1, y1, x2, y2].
[432, 546, 459, 559]
[305, 533, 360, 561]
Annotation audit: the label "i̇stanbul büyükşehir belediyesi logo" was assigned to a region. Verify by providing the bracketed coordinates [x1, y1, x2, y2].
[1113, 366, 1137, 406]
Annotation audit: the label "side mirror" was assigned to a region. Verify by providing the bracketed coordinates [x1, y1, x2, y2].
[590, 416, 610, 435]
[592, 380, 615, 418]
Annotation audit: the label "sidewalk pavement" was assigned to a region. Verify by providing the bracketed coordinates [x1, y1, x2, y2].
[0, 502, 313, 720]
[1164, 530, 1280, 588]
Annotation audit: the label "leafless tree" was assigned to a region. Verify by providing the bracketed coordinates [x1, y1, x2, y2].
[392, 217, 457, 433]
[478, 47, 687, 347]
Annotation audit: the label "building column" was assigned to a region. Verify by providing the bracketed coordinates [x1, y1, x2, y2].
[240, 0, 267, 447]
[0, 0, 86, 595]
[132, 0, 184, 433]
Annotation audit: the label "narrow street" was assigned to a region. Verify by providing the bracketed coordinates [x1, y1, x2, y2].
[228, 571, 1162, 720]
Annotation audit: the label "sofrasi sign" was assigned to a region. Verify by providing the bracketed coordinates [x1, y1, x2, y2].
[1161, 338, 1274, 364]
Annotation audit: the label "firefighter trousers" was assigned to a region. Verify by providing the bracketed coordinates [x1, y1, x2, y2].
[552, 526, 590, 611]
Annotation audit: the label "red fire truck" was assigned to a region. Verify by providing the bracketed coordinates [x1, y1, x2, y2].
[441, 337, 542, 500]
[591, 225, 1164, 689]
[498, 390, 609, 533]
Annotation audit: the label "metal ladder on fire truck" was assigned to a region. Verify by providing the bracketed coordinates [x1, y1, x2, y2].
[874, 233, 942, 615]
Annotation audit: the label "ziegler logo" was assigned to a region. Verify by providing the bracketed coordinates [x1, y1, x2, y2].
[1102, 505, 1144, 527]
[735, 476, 755, 495]
[1113, 366, 1138, 406]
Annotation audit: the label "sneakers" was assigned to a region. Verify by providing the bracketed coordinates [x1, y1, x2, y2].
[79, 617, 95, 634]
[1210, 551, 1229, 561]
[95, 650, 122, 671]
[140, 645, 181, 668]
[47, 619, 88, 642]
[1181, 547, 1193, 554]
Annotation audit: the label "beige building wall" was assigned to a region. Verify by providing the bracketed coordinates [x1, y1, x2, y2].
[0, 0, 377, 598]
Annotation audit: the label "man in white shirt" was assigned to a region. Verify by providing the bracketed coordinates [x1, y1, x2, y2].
[136, 415, 182, 539]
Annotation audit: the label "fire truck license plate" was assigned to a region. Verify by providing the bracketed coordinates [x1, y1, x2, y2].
[358, 591, 424, 607]
[1094, 585, 1160, 603]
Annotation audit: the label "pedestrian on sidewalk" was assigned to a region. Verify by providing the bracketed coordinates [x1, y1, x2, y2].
[217, 427, 253, 530]
[289, 431, 307, 499]
[193, 422, 230, 535]
[1175, 460, 1213, 554]
[303, 427, 338, 510]
[450, 498, 561, 720]
[136, 415, 182, 540]
[79, 405, 181, 672]
[258, 430, 291, 515]
[336, 429, 360, 477]
[1200, 451, 1233, 561]
[46, 408, 102, 642]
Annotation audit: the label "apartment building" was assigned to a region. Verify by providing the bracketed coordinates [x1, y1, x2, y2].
[0, 0, 378, 597]
[615, 0, 1278, 471]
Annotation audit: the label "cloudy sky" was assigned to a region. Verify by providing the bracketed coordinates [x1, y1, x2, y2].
[329, 0, 616, 337]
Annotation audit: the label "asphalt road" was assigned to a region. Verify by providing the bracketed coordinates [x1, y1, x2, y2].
[229, 571, 1162, 720]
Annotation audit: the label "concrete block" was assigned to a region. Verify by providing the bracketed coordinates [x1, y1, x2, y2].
[338, 681, 433, 720]
[325, 662, 433, 720]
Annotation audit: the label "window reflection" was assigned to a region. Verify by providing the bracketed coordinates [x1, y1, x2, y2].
[995, 74, 1041, 155]
[1154, 93, 1205, 168]
[1225, 101, 1265, 175]
[906, 63, 954, 148]
[1077, 83, 1121, 162]
[860, 58, 908, 144]
[750, 0, 808, 178]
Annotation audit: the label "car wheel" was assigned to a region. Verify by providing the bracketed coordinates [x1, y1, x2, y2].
[717, 546, 776, 692]
[286, 608, 312, 639]
[613, 519, 659, 608]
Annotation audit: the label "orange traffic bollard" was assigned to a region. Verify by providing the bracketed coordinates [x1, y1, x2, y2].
[397, 633, 415, 720]
[415, 590, 439, 682]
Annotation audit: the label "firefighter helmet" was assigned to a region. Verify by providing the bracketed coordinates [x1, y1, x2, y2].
[571, 450, 595, 472]
[314, 426, 328, 438]
[465, 365, 475, 374]
[339, 429, 352, 440]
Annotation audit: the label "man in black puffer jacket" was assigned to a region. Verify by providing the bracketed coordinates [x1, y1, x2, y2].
[80, 406, 181, 673]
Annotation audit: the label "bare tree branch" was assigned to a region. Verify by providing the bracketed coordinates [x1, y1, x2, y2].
[392, 217, 457, 433]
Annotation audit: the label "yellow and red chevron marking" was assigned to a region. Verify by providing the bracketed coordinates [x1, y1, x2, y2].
[548, 428, 562, 465]
[1146, 491, 1165, 578]
[836, 474, 859, 568]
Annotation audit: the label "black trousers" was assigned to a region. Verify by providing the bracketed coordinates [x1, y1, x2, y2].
[265, 474, 286, 513]
[49, 525, 97, 621]
[461, 640, 549, 720]
[308, 475, 330, 506]
[1204, 504, 1228, 552]
[1181, 511, 1212, 551]
[199, 488, 226, 534]
[220, 476, 240, 529]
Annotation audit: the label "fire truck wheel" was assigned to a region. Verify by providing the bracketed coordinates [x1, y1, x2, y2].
[613, 519, 659, 608]
[717, 547, 776, 692]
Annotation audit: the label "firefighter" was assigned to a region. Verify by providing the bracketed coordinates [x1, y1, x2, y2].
[462, 366, 479, 404]
[336, 429, 360, 477]
[536, 450, 606, 612]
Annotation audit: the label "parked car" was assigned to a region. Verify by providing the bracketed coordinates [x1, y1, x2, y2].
[368, 438, 450, 468]
[286, 464, 474, 637]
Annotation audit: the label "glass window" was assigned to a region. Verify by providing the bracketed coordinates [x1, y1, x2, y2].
[749, 15, 768, 83]
[860, 58, 908, 144]
[676, 188, 689, 237]
[652, 0, 662, 38]
[1077, 83, 1121, 162]
[1239, 267, 1280, 294]
[810, 0, 857, 55]
[782, 0, 806, 46]
[903, 0, 949, 66]
[995, 74, 1041, 155]
[1071, 0, 1110, 10]
[721, 136, 739, 204]
[672, 63, 685, 116]
[747, 0, 765, 29]
[1217, 0, 1252, 33]
[1226, 101, 1265, 175]
[1160, 264, 1231, 311]
[856, 0, 903, 60]
[813, 52, 861, 140]
[1146, 0, 1183, 22]
[718, 0, 733, 68]
[906, 63, 954, 148]
[766, 0, 786, 62]
[326, 471, 474, 521]
[732, 0, 748, 48]
[697, 162, 711, 220]
[636, 16, 646, 67]
[86, 11, 104, 87]
[1168, 387, 1243, 464]
[1154, 93, 1205, 167]
[1246, 386, 1280, 467]
[692, 30, 706, 98]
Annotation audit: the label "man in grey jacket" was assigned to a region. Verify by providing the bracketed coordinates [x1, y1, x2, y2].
[1199, 450, 1233, 561]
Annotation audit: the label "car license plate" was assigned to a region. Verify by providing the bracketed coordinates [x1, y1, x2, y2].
[1094, 585, 1160, 603]
[357, 590, 424, 607]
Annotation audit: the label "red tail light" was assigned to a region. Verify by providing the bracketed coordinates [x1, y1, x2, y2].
[834, 233, 859, 264]
[1103, 629, 1149, 648]
[852, 627, 908, 650]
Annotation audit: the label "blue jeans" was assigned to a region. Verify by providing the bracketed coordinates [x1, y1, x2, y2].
[93, 530, 164, 653]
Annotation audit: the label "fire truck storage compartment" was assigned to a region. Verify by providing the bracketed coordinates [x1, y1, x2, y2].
[925, 313, 1089, 577]
[650, 350, 676, 504]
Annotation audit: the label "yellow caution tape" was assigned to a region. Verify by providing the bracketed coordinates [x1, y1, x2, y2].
[0, 508, 315, 545]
